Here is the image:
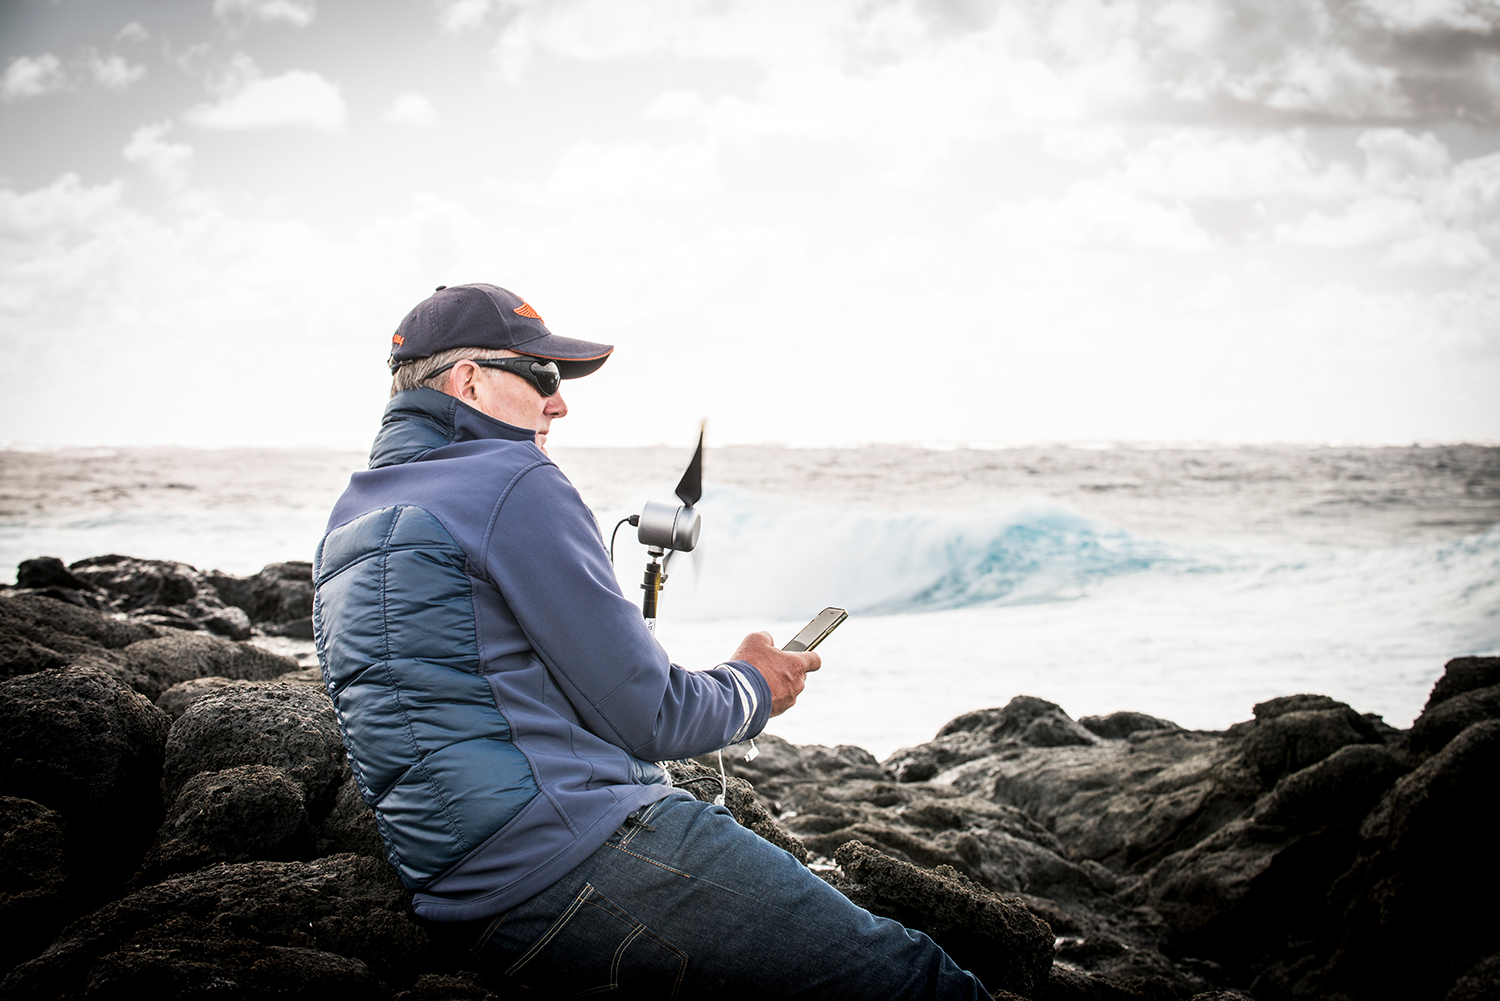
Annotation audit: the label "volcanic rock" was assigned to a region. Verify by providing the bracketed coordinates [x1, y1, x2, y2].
[700, 732, 885, 804]
[0, 666, 171, 889]
[133, 765, 313, 888]
[1079, 711, 1180, 740]
[1270, 719, 1500, 999]
[0, 591, 159, 679]
[64, 554, 254, 639]
[16, 557, 98, 594]
[314, 776, 384, 861]
[0, 627, 71, 680]
[1422, 655, 1500, 712]
[1251, 693, 1353, 720]
[1446, 953, 1500, 1001]
[393, 972, 499, 1001]
[4, 593, 161, 650]
[779, 777, 1092, 895]
[885, 696, 1099, 783]
[155, 676, 264, 719]
[1225, 704, 1384, 788]
[210, 560, 315, 637]
[161, 683, 347, 816]
[1250, 742, 1409, 830]
[1408, 682, 1500, 757]
[0, 797, 73, 976]
[929, 722, 1229, 871]
[123, 631, 298, 702]
[1, 854, 431, 999]
[831, 839, 1055, 998]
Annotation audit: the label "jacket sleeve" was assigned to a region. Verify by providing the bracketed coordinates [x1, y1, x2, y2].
[481, 459, 771, 761]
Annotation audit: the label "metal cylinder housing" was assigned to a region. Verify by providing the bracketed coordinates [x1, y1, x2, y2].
[636, 500, 701, 552]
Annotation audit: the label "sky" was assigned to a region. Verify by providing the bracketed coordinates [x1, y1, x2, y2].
[1, 0, 1498, 450]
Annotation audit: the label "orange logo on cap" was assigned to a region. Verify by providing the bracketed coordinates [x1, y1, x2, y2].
[514, 302, 544, 322]
[392, 334, 405, 345]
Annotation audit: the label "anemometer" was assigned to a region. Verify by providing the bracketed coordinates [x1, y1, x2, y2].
[608, 422, 705, 635]
[608, 421, 847, 648]
[609, 421, 846, 805]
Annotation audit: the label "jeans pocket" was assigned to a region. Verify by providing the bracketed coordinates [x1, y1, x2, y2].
[498, 882, 688, 999]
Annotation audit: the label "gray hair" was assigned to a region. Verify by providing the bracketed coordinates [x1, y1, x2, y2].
[389, 347, 515, 398]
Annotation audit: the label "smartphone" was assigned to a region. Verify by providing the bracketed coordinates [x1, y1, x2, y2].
[782, 607, 848, 652]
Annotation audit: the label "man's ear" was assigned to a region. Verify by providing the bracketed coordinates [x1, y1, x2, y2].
[447, 361, 482, 403]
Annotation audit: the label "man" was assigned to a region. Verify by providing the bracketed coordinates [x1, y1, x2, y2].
[313, 283, 987, 997]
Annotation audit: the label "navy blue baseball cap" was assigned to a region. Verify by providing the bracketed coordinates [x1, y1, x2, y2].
[388, 283, 613, 378]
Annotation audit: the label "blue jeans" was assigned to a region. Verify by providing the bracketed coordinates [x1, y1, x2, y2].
[466, 793, 987, 999]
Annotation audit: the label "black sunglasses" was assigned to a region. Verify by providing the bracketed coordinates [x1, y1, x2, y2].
[425, 356, 562, 397]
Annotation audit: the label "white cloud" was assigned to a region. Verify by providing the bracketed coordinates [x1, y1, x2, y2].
[86, 51, 147, 92]
[213, 0, 317, 29]
[1432, 152, 1500, 240]
[988, 182, 1214, 252]
[122, 123, 195, 190]
[2, 158, 1498, 450]
[1253, 133, 1500, 267]
[0, 173, 123, 242]
[1112, 130, 1359, 201]
[1356, 0, 1500, 33]
[478, 0, 1500, 129]
[116, 22, 151, 45]
[383, 92, 440, 128]
[437, 0, 499, 34]
[1359, 129, 1452, 191]
[186, 64, 347, 133]
[1385, 230, 1491, 268]
[492, 0, 845, 72]
[0, 173, 419, 446]
[1278, 196, 1428, 247]
[644, 90, 708, 122]
[1, 54, 67, 102]
[1043, 127, 1127, 163]
[538, 141, 719, 203]
[1227, 44, 1410, 118]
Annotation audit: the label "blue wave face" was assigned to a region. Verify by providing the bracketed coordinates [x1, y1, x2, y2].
[886, 514, 1184, 613]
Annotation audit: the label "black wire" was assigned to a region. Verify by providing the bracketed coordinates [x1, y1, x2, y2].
[609, 517, 632, 565]
[673, 774, 729, 799]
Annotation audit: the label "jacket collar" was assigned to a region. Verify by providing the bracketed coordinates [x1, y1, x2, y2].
[369, 388, 537, 468]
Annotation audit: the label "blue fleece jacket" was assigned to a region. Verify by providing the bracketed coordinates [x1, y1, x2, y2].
[313, 388, 771, 921]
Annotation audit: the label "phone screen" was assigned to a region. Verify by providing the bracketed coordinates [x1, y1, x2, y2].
[783, 607, 848, 652]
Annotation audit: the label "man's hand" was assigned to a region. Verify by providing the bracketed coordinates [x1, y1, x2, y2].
[730, 631, 821, 717]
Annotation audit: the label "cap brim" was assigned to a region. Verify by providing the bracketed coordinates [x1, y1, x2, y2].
[514, 332, 614, 379]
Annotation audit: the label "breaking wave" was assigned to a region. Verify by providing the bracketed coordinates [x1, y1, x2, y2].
[607, 486, 1500, 628]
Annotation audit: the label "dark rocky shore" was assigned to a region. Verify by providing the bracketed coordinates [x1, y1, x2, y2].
[2, 554, 1497, 1000]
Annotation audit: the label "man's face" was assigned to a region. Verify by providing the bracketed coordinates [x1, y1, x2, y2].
[453, 351, 569, 450]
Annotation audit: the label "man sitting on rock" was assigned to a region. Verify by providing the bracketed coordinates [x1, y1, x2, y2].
[313, 283, 988, 997]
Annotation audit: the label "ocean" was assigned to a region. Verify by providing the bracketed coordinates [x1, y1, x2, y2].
[3, 443, 1497, 760]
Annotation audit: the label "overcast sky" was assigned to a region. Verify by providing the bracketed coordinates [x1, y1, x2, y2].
[2, 0, 1498, 449]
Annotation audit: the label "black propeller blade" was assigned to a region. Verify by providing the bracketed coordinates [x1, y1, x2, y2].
[674, 420, 705, 508]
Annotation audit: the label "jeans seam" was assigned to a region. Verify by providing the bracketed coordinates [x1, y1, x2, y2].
[587, 900, 687, 1000]
[612, 923, 645, 986]
[504, 883, 593, 978]
[470, 905, 518, 955]
[609, 842, 692, 879]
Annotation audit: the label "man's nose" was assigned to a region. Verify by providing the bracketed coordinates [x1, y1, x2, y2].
[546, 391, 568, 418]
